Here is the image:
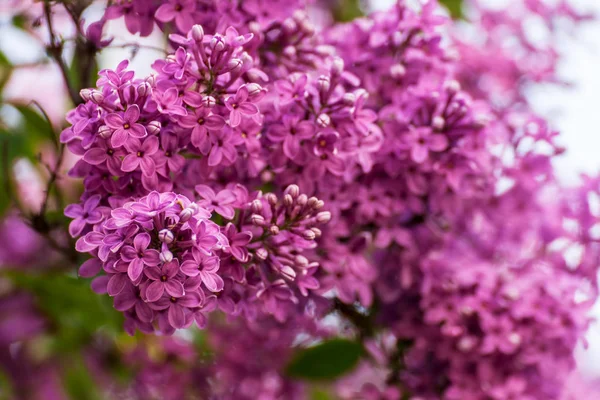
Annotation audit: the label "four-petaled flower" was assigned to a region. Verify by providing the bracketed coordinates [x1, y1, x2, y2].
[121, 136, 160, 176]
[144, 259, 185, 302]
[225, 86, 259, 127]
[120, 233, 160, 281]
[181, 249, 223, 292]
[195, 185, 236, 219]
[268, 115, 315, 159]
[105, 105, 147, 148]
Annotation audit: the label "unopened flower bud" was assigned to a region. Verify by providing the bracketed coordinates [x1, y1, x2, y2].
[390, 63, 406, 79]
[316, 211, 331, 224]
[251, 214, 266, 226]
[159, 250, 173, 263]
[202, 96, 216, 108]
[79, 88, 92, 101]
[265, 193, 278, 206]
[158, 229, 174, 244]
[226, 58, 243, 73]
[280, 265, 297, 280]
[137, 82, 152, 97]
[283, 46, 296, 58]
[284, 184, 300, 198]
[317, 75, 331, 93]
[330, 57, 344, 76]
[342, 93, 356, 106]
[296, 194, 307, 207]
[251, 199, 263, 213]
[89, 90, 104, 104]
[283, 194, 294, 207]
[295, 255, 309, 267]
[307, 197, 319, 209]
[432, 116, 445, 130]
[445, 80, 461, 95]
[179, 207, 196, 222]
[282, 18, 297, 34]
[302, 230, 316, 240]
[191, 24, 204, 42]
[269, 225, 280, 235]
[255, 248, 268, 260]
[316, 113, 331, 128]
[310, 227, 322, 238]
[147, 120, 161, 135]
[98, 125, 111, 139]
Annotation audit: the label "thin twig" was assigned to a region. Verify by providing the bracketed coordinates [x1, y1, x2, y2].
[43, 0, 80, 105]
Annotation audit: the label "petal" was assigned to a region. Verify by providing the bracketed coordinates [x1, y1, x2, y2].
[114, 290, 137, 311]
[111, 129, 128, 148]
[121, 154, 140, 172]
[168, 305, 186, 329]
[194, 184, 215, 200]
[229, 110, 241, 128]
[283, 136, 300, 159]
[135, 302, 154, 322]
[83, 148, 107, 165]
[143, 266, 162, 281]
[128, 258, 144, 281]
[134, 233, 151, 251]
[78, 258, 102, 278]
[429, 134, 449, 152]
[145, 281, 165, 302]
[124, 104, 140, 122]
[155, 3, 176, 22]
[165, 280, 185, 297]
[142, 250, 161, 266]
[68, 218, 87, 237]
[238, 103, 258, 116]
[201, 272, 224, 292]
[208, 147, 223, 166]
[180, 260, 200, 276]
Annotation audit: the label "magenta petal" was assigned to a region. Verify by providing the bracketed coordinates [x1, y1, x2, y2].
[121, 154, 140, 172]
[229, 110, 241, 127]
[208, 147, 223, 166]
[91, 276, 109, 294]
[68, 218, 87, 237]
[83, 148, 107, 165]
[135, 302, 154, 322]
[128, 258, 144, 281]
[129, 124, 147, 138]
[239, 103, 259, 116]
[165, 280, 185, 297]
[155, 3, 177, 22]
[111, 128, 128, 148]
[180, 260, 200, 276]
[168, 305, 186, 329]
[201, 272, 224, 292]
[79, 258, 102, 278]
[124, 104, 140, 122]
[146, 281, 165, 302]
[144, 266, 162, 280]
[114, 291, 137, 311]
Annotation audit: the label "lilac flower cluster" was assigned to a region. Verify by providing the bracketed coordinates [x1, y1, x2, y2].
[52, 0, 600, 398]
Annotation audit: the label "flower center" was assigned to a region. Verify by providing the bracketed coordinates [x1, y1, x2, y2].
[319, 140, 327, 147]
[170, 297, 177, 303]
[231, 103, 238, 109]
[107, 149, 114, 155]
[197, 118, 205, 125]
[137, 151, 144, 157]
[161, 275, 168, 282]
[123, 123, 130, 129]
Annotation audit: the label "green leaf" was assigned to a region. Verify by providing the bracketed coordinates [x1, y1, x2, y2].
[439, 0, 464, 19]
[63, 356, 102, 400]
[12, 103, 57, 147]
[332, 0, 364, 22]
[5, 272, 123, 352]
[286, 339, 363, 381]
[0, 49, 13, 98]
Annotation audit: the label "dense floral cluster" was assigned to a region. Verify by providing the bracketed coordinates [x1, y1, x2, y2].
[0, 0, 596, 398]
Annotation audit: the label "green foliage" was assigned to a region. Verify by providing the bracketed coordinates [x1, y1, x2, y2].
[332, 0, 364, 22]
[0, 50, 12, 98]
[6, 272, 123, 353]
[13, 103, 57, 148]
[286, 339, 363, 381]
[439, 0, 464, 19]
[63, 356, 102, 400]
